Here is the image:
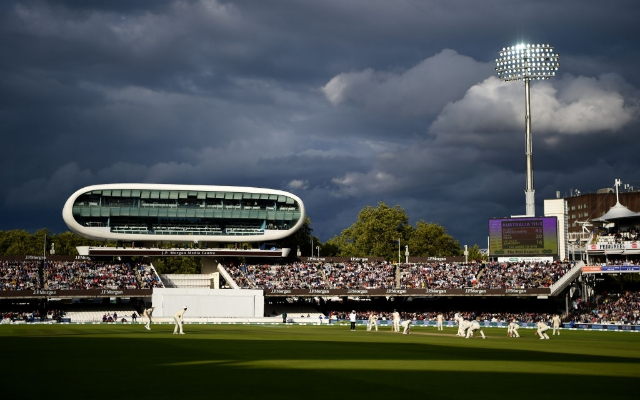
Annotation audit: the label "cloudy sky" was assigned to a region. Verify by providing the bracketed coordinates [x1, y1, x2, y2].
[2, 0, 640, 248]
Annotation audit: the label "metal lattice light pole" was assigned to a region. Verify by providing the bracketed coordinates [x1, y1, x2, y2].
[496, 44, 559, 216]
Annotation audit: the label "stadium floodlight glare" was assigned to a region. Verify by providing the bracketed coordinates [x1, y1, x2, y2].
[496, 43, 559, 216]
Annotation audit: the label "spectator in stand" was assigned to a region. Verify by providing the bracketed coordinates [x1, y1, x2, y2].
[0, 261, 41, 291]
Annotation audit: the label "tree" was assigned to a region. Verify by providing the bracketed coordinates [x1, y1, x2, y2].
[3, 230, 33, 255]
[277, 216, 318, 258]
[318, 240, 340, 257]
[51, 232, 94, 256]
[407, 220, 462, 257]
[331, 202, 412, 261]
[154, 257, 201, 274]
[466, 244, 487, 262]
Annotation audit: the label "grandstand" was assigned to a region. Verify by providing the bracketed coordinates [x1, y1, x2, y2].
[220, 260, 574, 293]
[2, 253, 639, 331]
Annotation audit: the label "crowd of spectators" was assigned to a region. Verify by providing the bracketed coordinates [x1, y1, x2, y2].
[226, 265, 253, 288]
[44, 261, 141, 290]
[325, 261, 395, 289]
[400, 262, 481, 289]
[597, 228, 640, 243]
[228, 262, 326, 289]
[1, 309, 65, 323]
[225, 261, 574, 290]
[0, 261, 164, 291]
[137, 265, 164, 288]
[477, 261, 571, 289]
[0, 261, 41, 291]
[571, 291, 640, 325]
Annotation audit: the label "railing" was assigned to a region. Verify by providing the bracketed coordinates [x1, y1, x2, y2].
[217, 265, 240, 289]
[549, 260, 584, 296]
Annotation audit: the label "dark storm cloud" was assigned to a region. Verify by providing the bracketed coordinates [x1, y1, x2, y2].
[1, 0, 640, 249]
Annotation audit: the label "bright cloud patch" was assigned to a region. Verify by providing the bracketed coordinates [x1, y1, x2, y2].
[430, 73, 639, 137]
[321, 49, 494, 117]
[287, 179, 309, 191]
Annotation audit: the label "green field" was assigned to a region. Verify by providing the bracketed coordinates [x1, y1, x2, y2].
[2, 324, 639, 399]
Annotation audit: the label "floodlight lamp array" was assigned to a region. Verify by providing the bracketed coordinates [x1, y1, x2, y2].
[495, 43, 559, 82]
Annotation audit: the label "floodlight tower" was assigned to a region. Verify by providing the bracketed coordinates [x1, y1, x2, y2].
[496, 44, 559, 216]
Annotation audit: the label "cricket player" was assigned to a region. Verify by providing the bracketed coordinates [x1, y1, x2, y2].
[368, 312, 378, 331]
[143, 307, 154, 330]
[536, 320, 550, 339]
[454, 313, 470, 336]
[552, 314, 561, 335]
[436, 313, 444, 331]
[465, 320, 486, 339]
[507, 319, 520, 338]
[392, 310, 400, 332]
[173, 306, 187, 335]
[401, 319, 412, 334]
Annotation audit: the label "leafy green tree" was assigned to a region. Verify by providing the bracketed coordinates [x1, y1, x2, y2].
[3, 230, 34, 255]
[318, 240, 340, 257]
[277, 216, 318, 258]
[407, 220, 462, 257]
[331, 202, 412, 261]
[154, 257, 201, 274]
[50, 232, 92, 255]
[466, 244, 487, 261]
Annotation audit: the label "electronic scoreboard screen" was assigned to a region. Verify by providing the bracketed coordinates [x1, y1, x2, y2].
[488, 217, 558, 256]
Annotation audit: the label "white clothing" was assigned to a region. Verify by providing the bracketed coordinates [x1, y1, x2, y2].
[143, 307, 154, 330]
[507, 322, 520, 338]
[401, 320, 412, 334]
[349, 312, 357, 322]
[436, 314, 444, 331]
[455, 314, 470, 336]
[173, 308, 187, 334]
[368, 314, 378, 331]
[537, 322, 550, 339]
[392, 311, 400, 332]
[465, 321, 486, 339]
[552, 315, 561, 335]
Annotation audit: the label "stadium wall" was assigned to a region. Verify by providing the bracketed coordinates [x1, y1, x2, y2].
[151, 288, 264, 318]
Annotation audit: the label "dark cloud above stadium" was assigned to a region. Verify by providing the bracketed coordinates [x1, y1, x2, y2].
[2, 0, 640, 248]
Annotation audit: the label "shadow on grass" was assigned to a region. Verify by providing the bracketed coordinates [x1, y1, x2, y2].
[2, 327, 639, 400]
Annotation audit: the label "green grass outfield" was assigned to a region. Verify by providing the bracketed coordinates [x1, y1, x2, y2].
[2, 324, 639, 400]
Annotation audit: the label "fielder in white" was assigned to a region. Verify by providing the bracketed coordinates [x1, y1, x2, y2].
[507, 319, 520, 338]
[454, 313, 471, 337]
[552, 314, 561, 335]
[143, 307, 154, 330]
[465, 320, 486, 339]
[436, 313, 444, 331]
[368, 312, 378, 331]
[401, 319, 412, 334]
[536, 320, 550, 339]
[173, 306, 187, 335]
[392, 310, 400, 332]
